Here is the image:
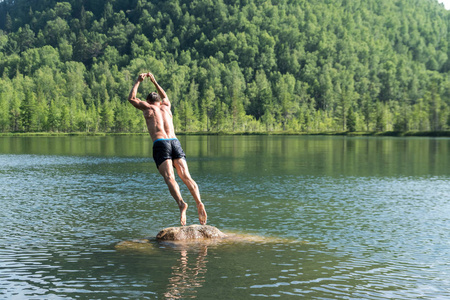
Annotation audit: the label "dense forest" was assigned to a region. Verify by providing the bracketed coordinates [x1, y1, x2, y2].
[0, 0, 449, 133]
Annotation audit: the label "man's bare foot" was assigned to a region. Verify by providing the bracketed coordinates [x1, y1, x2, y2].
[179, 202, 188, 226]
[197, 202, 207, 225]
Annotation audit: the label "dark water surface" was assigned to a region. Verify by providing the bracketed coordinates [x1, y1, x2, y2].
[1, 135, 449, 299]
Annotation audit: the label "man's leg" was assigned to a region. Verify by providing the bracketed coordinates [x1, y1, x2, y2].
[158, 159, 188, 226]
[173, 158, 207, 225]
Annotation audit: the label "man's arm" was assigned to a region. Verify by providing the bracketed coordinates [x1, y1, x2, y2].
[128, 73, 150, 110]
[147, 73, 170, 106]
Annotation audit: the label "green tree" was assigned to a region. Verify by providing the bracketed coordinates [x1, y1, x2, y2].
[247, 70, 272, 120]
[347, 107, 356, 132]
[47, 100, 60, 132]
[275, 74, 298, 130]
[375, 102, 387, 131]
[361, 93, 374, 131]
[19, 90, 36, 131]
[5, 12, 12, 32]
[9, 92, 21, 132]
[224, 62, 246, 131]
[178, 99, 197, 132]
[335, 72, 358, 131]
[99, 100, 114, 132]
[59, 104, 70, 132]
[58, 38, 72, 61]
[0, 89, 9, 131]
[426, 84, 445, 131]
[35, 96, 49, 131]
[201, 86, 215, 131]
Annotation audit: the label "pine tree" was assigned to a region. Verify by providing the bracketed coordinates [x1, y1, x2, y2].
[347, 107, 356, 132]
[19, 90, 36, 131]
[0, 92, 9, 131]
[99, 100, 114, 132]
[47, 100, 60, 132]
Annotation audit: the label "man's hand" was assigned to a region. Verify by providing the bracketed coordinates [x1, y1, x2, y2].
[147, 72, 157, 84]
[146, 72, 168, 104]
[137, 73, 147, 82]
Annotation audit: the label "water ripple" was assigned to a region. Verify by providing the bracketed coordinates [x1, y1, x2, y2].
[1, 137, 450, 299]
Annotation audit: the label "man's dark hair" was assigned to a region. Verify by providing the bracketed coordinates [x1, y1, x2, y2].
[147, 92, 161, 102]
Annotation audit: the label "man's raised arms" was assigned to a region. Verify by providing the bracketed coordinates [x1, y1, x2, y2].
[128, 73, 150, 110]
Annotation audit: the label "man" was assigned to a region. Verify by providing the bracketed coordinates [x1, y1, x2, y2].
[128, 72, 207, 226]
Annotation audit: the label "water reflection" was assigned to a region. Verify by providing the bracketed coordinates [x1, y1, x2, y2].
[1, 135, 448, 177]
[1, 136, 450, 299]
[165, 245, 208, 299]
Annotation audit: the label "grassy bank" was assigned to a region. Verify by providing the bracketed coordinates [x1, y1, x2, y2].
[1, 131, 450, 137]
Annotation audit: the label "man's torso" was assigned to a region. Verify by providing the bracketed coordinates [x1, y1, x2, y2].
[143, 104, 176, 141]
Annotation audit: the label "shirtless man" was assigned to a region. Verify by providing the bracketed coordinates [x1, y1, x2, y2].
[128, 72, 207, 226]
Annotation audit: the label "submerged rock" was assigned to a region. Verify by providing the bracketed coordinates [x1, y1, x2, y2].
[156, 225, 227, 241]
[115, 238, 157, 253]
[115, 226, 304, 252]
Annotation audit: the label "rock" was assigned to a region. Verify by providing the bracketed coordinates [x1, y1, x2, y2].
[115, 226, 304, 252]
[115, 238, 157, 253]
[156, 225, 227, 241]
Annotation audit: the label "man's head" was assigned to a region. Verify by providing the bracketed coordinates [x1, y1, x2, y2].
[146, 92, 161, 103]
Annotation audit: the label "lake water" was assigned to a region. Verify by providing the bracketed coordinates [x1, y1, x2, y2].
[0, 135, 449, 299]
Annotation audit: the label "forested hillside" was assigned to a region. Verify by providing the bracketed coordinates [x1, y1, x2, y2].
[0, 0, 449, 133]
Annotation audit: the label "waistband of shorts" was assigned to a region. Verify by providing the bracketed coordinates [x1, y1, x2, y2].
[153, 138, 178, 144]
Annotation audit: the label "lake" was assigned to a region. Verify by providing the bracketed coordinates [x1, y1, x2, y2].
[1, 135, 449, 299]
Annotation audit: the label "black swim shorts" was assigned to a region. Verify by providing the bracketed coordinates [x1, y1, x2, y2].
[153, 138, 186, 168]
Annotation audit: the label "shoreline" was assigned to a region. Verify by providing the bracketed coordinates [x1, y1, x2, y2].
[0, 131, 449, 137]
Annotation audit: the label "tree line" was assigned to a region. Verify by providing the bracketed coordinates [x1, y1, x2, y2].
[0, 0, 449, 133]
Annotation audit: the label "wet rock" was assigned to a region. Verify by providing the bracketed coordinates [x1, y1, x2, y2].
[114, 238, 160, 254]
[156, 225, 227, 241]
[115, 227, 304, 252]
